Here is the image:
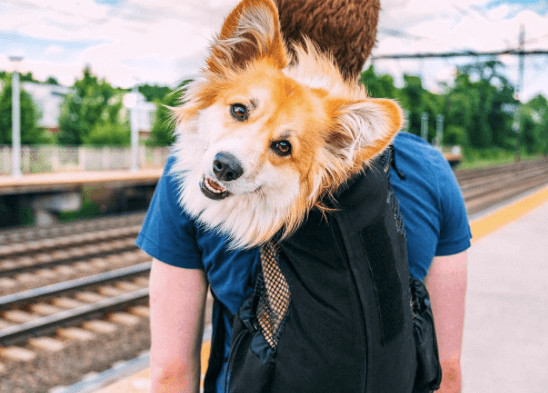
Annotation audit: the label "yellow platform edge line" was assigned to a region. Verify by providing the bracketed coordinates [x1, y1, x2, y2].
[470, 184, 548, 243]
[201, 340, 211, 376]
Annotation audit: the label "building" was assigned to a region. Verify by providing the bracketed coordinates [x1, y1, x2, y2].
[17, 82, 156, 137]
[21, 82, 71, 132]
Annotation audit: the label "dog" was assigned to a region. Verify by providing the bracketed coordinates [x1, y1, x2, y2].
[171, 0, 402, 249]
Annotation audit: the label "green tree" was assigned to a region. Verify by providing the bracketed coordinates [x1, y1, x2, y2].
[352, 62, 548, 157]
[45, 76, 59, 85]
[58, 67, 123, 145]
[395, 75, 443, 139]
[0, 75, 50, 145]
[83, 121, 130, 146]
[19, 71, 40, 83]
[138, 84, 171, 102]
[360, 67, 444, 140]
[454, 61, 516, 149]
[360, 66, 397, 99]
[521, 94, 548, 156]
[146, 81, 189, 147]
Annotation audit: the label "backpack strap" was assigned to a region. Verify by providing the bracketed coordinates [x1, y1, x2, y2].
[410, 277, 442, 392]
[389, 144, 406, 180]
[204, 300, 232, 393]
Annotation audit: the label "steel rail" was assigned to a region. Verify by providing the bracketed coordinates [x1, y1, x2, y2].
[466, 173, 548, 216]
[0, 212, 145, 245]
[0, 241, 139, 276]
[456, 159, 548, 182]
[0, 262, 151, 309]
[461, 166, 548, 197]
[0, 226, 141, 259]
[0, 288, 149, 346]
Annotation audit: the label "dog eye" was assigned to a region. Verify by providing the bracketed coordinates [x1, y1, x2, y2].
[271, 140, 292, 156]
[230, 103, 248, 121]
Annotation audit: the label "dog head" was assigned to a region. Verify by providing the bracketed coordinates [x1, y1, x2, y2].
[172, 0, 402, 248]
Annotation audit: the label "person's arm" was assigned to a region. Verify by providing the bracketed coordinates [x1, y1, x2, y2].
[149, 258, 208, 393]
[425, 251, 468, 393]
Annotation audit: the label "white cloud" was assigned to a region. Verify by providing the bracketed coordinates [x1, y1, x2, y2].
[0, 0, 547, 101]
[374, 0, 548, 101]
[44, 45, 64, 56]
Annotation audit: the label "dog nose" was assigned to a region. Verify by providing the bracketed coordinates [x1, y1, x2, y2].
[213, 152, 243, 181]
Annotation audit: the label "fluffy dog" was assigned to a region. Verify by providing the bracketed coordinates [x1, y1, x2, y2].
[172, 0, 402, 248]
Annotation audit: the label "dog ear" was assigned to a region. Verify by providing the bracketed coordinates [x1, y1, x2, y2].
[326, 98, 403, 164]
[207, 0, 287, 74]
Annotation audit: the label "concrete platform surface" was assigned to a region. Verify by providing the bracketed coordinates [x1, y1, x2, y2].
[462, 191, 548, 392]
[0, 169, 162, 195]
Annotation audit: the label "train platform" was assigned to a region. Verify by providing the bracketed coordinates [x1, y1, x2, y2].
[0, 169, 162, 195]
[71, 185, 548, 393]
[462, 185, 548, 393]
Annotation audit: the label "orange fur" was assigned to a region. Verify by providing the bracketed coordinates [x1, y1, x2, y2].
[172, 0, 402, 247]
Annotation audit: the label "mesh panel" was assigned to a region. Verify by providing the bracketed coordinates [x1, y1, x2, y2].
[257, 241, 291, 349]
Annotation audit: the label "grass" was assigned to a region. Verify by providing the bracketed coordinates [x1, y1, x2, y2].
[458, 148, 545, 170]
[58, 194, 101, 222]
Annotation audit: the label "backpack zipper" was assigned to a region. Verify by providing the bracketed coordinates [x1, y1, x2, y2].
[225, 328, 248, 393]
[330, 217, 368, 393]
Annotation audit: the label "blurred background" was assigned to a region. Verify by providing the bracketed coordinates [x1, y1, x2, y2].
[0, 1, 547, 392]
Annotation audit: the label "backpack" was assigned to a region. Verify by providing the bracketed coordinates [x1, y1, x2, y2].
[205, 149, 441, 393]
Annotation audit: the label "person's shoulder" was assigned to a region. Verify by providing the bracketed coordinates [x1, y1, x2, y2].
[393, 132, 453, 178]
[162, 154, 181, 185]
[394, 132, 445, 161]
[153, 154, 198, 226]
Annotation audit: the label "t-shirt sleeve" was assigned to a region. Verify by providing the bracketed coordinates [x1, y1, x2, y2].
[136, 157, 202, 269]
[435, 161, 472, 256]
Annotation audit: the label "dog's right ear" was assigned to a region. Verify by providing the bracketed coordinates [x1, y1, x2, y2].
[207, 0, 288, 74]
[325, 98, 403, 166]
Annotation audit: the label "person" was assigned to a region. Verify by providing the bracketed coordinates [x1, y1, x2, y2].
[137, 1, 471, 392]
[390, 132, 470, 393]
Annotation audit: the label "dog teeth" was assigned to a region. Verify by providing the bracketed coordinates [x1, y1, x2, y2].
[205, 177, 226, 193]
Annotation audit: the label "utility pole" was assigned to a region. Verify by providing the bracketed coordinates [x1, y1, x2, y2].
[436, 114, 444, 147]
[9, 55, 23, 177]
[515, 25, 525, 162]
[421, 112, 429, 142]
[130, 85, 140, 172]
[517, 24, 525, 99]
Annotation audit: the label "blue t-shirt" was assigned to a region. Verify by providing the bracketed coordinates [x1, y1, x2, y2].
[390, 132, 471, 280]
[137, 133, 471, 392]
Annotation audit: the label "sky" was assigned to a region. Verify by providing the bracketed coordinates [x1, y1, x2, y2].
[0, 0, 547, 101]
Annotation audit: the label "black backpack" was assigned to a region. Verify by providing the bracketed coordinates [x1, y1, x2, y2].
[205, 150, 441, 393]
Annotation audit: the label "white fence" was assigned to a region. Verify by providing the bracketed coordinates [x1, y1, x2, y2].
[0, 145, 171, 175]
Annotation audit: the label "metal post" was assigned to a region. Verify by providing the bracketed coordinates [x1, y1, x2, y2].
[515, 25, 525, 162]
[436, 114, 444, 146]
[402, 110, 409, 133]
[11, 68, 21, 176]
[420, 112, 429, 142]
[130, 85, 139, 172]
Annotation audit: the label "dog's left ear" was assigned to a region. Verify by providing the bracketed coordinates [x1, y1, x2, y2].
[207, 0, 287, 74]
[326, 98, 403, 164]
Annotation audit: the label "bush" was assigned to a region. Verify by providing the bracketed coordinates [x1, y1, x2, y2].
[444, 125, 468, 146]
[83, 122, 130, 146]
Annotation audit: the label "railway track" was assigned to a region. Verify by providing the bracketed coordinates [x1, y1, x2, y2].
[0, 158, 547, 393]
[458, 158, 548, 215]
[0, 262, 151, 346]
[0, 213, 145, 246]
